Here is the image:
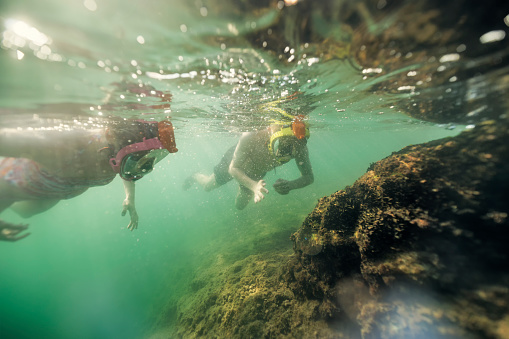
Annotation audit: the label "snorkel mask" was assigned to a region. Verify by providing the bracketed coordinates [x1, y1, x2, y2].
[109, 120, 178, 181]
[268, 115, 310, 162]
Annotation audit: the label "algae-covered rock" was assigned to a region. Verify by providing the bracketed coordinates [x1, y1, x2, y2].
[289, 120, 509, 338]
[172, 253, 338, 339]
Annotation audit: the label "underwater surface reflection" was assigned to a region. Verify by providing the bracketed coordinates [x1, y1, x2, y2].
[1, 0, 508, 338]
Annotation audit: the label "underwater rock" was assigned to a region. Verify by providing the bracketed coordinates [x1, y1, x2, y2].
[171, 253, 339, 338]
[289, 120, 509, 338]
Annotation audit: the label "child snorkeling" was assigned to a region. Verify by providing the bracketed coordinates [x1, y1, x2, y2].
[0, 117, 177, 241]
[184, 98, 314, 209]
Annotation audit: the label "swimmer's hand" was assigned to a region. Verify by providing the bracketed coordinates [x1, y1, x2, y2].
[253, 180, 269, 203]
[273, 179, 291, 195]
[0, 220, 30, 242]
[122, 199, 139, 231]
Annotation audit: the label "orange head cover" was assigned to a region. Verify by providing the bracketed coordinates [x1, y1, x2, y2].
[158, 120, 178, 153]
[291, 115, 307, 139]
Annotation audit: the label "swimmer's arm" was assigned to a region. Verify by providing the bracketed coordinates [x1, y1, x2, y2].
[274, 144, 314, 194]
[291, 144, 314, 189]
[121, 179, 139, 231]
[229, 132, 268, 202]
[228, 133, 258, 191]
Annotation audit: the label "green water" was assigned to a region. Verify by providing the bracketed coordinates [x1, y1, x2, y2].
[0, 1, 466, 338]
[0, 124, 458, 339]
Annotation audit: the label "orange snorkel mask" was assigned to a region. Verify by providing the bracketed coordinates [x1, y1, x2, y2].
[268, 115, 310, 157]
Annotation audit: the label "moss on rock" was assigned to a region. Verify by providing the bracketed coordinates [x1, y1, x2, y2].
[289, 120, 509, 338]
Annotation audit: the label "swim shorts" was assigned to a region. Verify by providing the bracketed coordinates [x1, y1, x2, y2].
[213, 146, 236, 186]
[213, 146, 267, 187]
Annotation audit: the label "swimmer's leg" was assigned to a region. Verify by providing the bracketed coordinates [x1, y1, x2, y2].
[0, 180, 39, 241]
[0, 200, 13, 214]
[0, 179, 21, 214]
[235, 185, 253, 210]
[10, 199, 60, 218]
[183, 173, 218, 192]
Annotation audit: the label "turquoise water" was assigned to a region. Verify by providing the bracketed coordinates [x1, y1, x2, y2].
[0, 0, 489, 338]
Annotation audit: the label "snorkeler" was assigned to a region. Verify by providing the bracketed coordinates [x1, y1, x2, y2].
[184, 111, 314, 210]
[0, 118, 178, 241]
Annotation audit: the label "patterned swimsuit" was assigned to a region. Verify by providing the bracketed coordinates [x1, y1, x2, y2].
[0, 157, 115, 199]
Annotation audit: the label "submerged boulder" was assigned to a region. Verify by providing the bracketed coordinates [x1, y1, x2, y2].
[289, 120, 509, 338]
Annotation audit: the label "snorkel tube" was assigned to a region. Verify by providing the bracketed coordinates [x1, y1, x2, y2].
[260, 95, 310, 155]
